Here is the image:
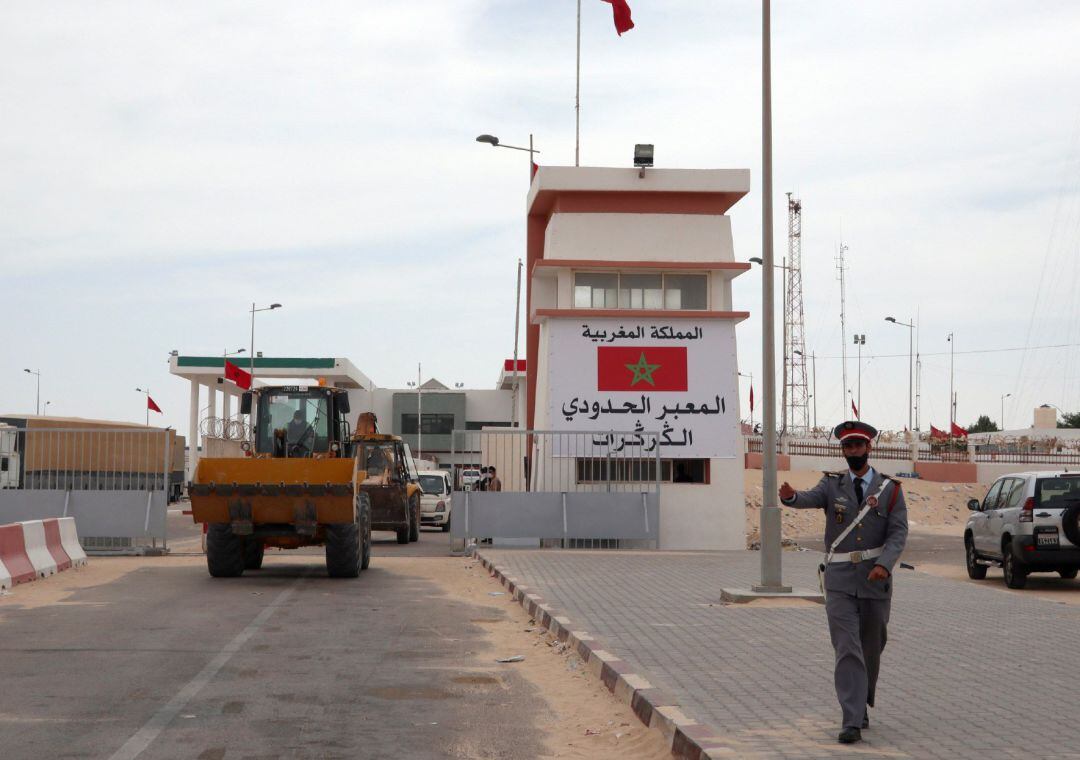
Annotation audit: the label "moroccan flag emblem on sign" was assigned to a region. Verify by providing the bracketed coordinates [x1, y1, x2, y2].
[597, 346, 688, 391]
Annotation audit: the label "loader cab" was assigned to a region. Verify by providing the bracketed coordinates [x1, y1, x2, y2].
[246, 386, 351, 458]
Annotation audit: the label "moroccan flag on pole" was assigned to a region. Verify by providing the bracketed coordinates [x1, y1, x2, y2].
[601, 0, 634, 35]
[597, 347, 687, 391]
[749, 384, 754, 413]
[851, 399, 860, 419]
[225, 359, 252, 390]
[951, 422, 968, 438]
[930, 425, 948, 441]
[147, 396, 162, 414]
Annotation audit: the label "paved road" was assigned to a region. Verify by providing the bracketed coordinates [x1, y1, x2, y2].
[481, 547, 1080, 760]
[0, 529, 550, 760]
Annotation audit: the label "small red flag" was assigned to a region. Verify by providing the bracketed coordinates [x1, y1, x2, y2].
[601, 0, 634, 36]
[531, 161, 539, 179]
[147, 396, 162, 414]
[851, 399, 859, 419]
[596, 347, 687, 391]
[930, 425, 948, 441]
[951, 422, 968, 438]
[225, 359, 252, 390]
[749, 384, 754, 413]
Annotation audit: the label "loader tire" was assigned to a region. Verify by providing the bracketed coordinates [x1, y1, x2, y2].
[207, 524, 245, 578]
[243, 539, 265, 570]
[409, 498, 420, 542]
[359, 494, 372, 571]
[326, 522, 361, 578]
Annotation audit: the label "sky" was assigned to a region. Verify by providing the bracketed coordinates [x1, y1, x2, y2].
[2, 1, 1079, 435]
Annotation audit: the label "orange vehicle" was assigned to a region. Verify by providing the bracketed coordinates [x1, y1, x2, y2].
[189, 385, 421, 577]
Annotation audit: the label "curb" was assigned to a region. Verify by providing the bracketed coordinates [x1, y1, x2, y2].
[476, 550, 732, 759]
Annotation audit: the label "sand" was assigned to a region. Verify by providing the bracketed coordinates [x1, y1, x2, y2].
[745, 469, 984, 546]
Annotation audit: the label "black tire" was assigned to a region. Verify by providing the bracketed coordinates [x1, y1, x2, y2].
[359, 494, 372, 571]
[243, 539, 264, 570]
[326, 522, 361, 578]
[1058, 568, 1078, 579]
[207, 524, 245, 578]
[441, 519, 451, 533]
[965, 536, 987, 580]
[1002, 541, 1028, 589]
[409, 498, 420, 542]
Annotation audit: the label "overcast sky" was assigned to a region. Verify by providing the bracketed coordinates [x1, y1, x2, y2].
[2, 1, 1079, 435]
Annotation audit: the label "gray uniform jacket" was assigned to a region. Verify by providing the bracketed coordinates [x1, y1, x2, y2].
[783, 471, 908, 599]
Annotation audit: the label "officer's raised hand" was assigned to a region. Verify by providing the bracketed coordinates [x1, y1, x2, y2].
[779, 481, 796, 501]
[867, 565, 890, 582]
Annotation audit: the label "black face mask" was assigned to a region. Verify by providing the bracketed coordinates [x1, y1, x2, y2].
[845, 453, 869, 471]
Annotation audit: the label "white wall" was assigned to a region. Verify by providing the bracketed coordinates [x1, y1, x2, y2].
[544, 214, 735, 262]
[661, 458, 744, 550]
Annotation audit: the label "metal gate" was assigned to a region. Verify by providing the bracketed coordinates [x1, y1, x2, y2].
[0, 428, 171, 553]
[450, 429, 661, 548]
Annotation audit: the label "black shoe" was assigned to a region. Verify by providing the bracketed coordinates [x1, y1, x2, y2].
[862, 714, 869, 729]
[838, 727, 862, 744]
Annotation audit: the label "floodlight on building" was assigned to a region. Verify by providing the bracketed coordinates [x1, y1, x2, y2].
[633, 144, 654, 168]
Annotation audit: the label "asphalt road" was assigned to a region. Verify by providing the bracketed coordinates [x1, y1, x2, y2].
[0, 526, 550, 760]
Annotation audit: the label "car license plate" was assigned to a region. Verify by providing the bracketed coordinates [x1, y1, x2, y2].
[1037, 532, 1059, 547]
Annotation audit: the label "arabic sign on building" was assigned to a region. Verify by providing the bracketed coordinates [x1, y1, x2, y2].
[547, 318, 739, 459]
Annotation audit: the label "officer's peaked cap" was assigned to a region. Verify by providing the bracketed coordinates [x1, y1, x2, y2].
[833, 420, 877, 443]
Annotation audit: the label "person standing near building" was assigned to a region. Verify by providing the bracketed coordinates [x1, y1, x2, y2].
[778, 420, 908, 745]
[487, 466, 502, 492]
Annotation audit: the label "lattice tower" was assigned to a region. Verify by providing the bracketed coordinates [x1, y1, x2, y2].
[785, 193, 810, 434]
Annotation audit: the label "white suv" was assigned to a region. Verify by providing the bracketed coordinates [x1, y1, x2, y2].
[965, 471, 1080, 588]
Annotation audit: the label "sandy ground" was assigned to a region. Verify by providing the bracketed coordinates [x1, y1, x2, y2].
[0, 551, 670, 759]
[745, 469, 983, 546]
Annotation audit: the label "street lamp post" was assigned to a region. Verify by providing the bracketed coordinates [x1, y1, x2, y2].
[406, 365, 423, 461]
[135, 387, 151, 426]
[23, 368, 41, 415]
[475, 134, 540, 179]
[1001, 393, 1011, 431]
[885, 317, 915, 432]
[249, 303, 282, 386]
[853, 334, 865, 418]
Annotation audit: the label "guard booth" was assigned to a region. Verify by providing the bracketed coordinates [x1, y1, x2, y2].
[522, 165, 751, 550]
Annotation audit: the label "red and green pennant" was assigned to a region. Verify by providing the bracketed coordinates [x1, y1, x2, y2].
[597, 346, 687, 391]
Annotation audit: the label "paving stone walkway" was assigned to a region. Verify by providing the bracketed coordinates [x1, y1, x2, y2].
[480, 548, 1080, 759]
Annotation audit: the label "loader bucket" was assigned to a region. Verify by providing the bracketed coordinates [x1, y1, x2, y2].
[189, 457, 356, 526]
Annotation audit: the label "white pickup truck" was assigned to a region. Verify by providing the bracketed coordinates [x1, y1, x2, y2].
[0, 423, 20, 489]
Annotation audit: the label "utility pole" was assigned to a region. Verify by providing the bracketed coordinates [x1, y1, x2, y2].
[511, 258, 522, 427]
[812, 351, 817, 430]
[781, 255, 787, 436]
[947, 333, 955, 431]
[853, 334, 865, 417]
[417, 363, 422, 461]
[836, 243, 849, 418]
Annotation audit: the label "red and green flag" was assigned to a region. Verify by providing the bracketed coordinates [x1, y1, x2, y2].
[225, 359, 252, 390]
[597, 347, 687, 391]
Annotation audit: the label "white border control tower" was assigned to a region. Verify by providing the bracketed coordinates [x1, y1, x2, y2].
[525, 166, 751, 550]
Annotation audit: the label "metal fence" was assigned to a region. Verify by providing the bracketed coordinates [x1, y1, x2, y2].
[450, 429, 661, 548]
[0, 428, 171, 553]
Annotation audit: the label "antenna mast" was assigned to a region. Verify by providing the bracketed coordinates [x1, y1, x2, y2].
[836, 241, 849, 418]
[785, 193, 809, 434]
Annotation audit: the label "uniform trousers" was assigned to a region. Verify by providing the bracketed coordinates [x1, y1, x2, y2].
[824, 591, 890, 729]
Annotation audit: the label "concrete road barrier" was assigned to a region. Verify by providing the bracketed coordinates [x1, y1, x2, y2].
[42, 518, 73, 572]
[20, 521, 58, 578]
[57, 517, 88, 568]
[0, 523, 38, 587]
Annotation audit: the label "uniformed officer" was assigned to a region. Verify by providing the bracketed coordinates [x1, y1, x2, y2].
[778, 420, 908, 745]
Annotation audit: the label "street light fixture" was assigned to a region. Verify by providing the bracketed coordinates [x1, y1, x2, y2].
[475, 133, 539, 179]
[23, 368, 41, 415]
[885, 317, 915, 433]
[135, 387, 152, 426]
[249, 303, 282, 386]
[406, 363, 423, 461]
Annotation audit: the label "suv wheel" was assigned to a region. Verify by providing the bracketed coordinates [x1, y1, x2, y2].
[1058, 568, 1078, 579]
[965, 536, 987, 580]
[1002, 543, 1028, 589]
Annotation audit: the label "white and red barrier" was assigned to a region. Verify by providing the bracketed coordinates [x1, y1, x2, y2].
[0, 518, 87, 591]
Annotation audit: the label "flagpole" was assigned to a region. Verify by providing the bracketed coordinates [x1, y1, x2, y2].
[146, 388, 149, 426]
[575, 0, 581, 166]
